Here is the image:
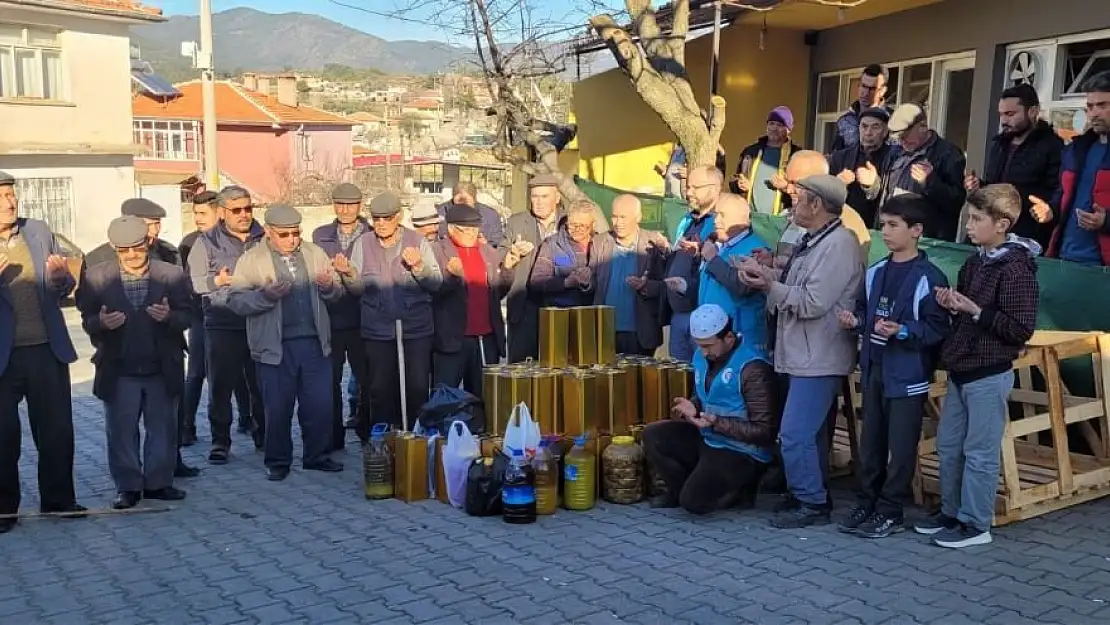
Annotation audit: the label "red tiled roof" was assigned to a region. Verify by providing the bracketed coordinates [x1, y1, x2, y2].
[353, 154, 431, 168]
[407, 99, 441, 110]
[22, 0, 164, 20]
[133, 80, 354, 127]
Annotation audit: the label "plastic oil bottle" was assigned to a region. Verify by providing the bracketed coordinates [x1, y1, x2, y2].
[532, 438, 559, 515]
[502, 448, 537, 524]
[363, 423, 394, 500]
[563, 436, 596, 511]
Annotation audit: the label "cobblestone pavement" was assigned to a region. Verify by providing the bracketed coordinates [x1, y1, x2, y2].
[2, 314, 1110, 624]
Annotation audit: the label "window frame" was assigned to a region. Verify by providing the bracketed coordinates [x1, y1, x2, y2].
[0, 22, 65, 101]
[133, 118, 202, 161]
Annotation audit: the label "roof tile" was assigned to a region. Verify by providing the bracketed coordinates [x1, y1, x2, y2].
[36, 0, 162, 18]
[132, 80, 354, 127]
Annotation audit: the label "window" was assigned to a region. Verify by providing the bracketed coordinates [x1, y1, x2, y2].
[133, 119, 201, 160]
[0, 23, 63, 100]
[14, 177, 74, 238]
[1060, 36, 1110, 96]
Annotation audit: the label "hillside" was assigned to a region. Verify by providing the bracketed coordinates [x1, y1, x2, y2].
[131, 7, 471, 77]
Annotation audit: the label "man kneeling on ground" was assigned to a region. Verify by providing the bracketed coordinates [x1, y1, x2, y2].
[642, 303, 781, 514]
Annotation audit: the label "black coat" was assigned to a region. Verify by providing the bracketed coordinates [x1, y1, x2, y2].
[76, 238, 179, 310]
[430, 238, 511, 357]
[78, 260, 192, 402]
[829, 143, 896, 229]
[980, 120, 1064, 246]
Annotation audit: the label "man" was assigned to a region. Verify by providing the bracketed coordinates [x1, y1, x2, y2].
[1044, 71, 1110, 266]
[830, 107, 897, 229]
[79, 216, 192, 509]
[657, 109, 727, 199]
[500, 175, 557, 362]
[777, 151, 872, 267]
[730, 106, 802, 215]
[187, 186, 267, 465]
[831, 64, 892, 152]
[344, 192, 442, 429]
[224, 205, 344, 481]
[664, 165, 721, 362]
[870, 103, 967, 241]
[736, 175, 862, 529]
[0, 171, 85, 534]
[530, 199, 599, 308]
[437, 182, 504, 247]
[642, 303, 780, 515]
[431, 204, 517, 395]
[312, 182, 370, 448]
[410, 197, 443, 242]
[591, 194, 666, 356]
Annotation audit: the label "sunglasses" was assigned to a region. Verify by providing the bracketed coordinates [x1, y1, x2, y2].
[227, 206, 253, 215]
[271, 230, 301, 239]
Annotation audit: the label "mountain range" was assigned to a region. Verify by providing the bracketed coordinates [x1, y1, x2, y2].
[131, 8, 472, 79]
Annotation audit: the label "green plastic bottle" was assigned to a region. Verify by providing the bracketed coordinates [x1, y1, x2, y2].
[563, 436, 596, 511]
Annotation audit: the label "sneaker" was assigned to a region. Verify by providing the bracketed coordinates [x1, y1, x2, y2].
[933, 525, 992, 549]
[913, 512, 960, 535]
[771, 504, 831, 529]
[773, 494, 801, 513]
[857, 512, 904, 539]
[837, 504, 872, 534]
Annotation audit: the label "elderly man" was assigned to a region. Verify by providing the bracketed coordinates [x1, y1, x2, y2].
[642, 303, 780, 515]
[437, 182, 504, 247]
[501, 174, 558, 362]
[432, 204, 518, 395]
[736, 175, 863, 529]
[530, 199, 599, 308]
[312, 183, 370, 448]
[591, 194, 666, 356]
[187, 185, 267, 465]
[79, 216, 192, 508]
[410, 197, 443, 242]
[344, 192, 442, 429]
[830, 107, 896, 229]
[0, 171, 85, 533]
[224, 205, 344, 480]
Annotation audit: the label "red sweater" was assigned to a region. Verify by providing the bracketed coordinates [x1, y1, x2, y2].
[453, 237, 493, 336]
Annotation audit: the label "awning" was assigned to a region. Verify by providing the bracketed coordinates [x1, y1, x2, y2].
[135, 169, 197, 186]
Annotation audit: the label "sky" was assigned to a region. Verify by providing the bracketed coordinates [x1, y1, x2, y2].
[147, 0, 627, 43]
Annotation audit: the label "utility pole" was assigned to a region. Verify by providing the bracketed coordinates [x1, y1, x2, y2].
[199, 0, 219, 190]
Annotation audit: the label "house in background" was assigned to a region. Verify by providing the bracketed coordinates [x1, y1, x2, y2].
[0, 0, 164, 254]
[132, 77, 355, 202]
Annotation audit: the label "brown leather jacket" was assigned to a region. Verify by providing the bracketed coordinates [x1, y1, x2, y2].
[694, 358, 782, 445]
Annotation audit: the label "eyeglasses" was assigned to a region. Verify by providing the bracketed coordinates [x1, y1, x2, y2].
[566, 222, 592, 232]
[271, 230, 301, 239]
[227, 206, 253, 215]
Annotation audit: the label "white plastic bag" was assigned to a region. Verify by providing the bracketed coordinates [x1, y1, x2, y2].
[444, 420, 480, 508]
[503, 402, 541, 456]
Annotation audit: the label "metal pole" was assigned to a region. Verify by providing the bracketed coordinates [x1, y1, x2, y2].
[199, 0, 220, 191]
[709, 1, 722, 102]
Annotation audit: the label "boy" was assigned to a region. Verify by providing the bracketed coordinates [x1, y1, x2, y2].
[916, 184, 1039, 548]
[836, 194, 950, 538]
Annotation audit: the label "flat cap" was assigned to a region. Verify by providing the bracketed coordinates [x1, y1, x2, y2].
[859, 106, 891, 124]
[368, 192, 402, 217]
[445, 203, 482, 227]
[264, 203, 302, 227]
[888, 103, 926, 133]
[797, 175, 848, 214]
[331, 182, 363, 204]
[192, 190, 218, 205]
[108, 216, 149, 248]
[0, 171, 14, 186]
[528, 173, 559, 188]
[690, 304, 730, 340]
[121, 197, 166, 219]
[410, 198, 440, 227]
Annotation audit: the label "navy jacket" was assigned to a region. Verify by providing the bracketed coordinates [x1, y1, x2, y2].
[0, 218, 78, 376]
[853, 252, 950, 398]
[186, 220, 265, 330]
[312, 218, 368, 331]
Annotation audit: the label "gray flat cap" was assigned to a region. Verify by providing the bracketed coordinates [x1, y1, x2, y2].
[121, 197, 166, 219]
[332, 182, 363, 204]
[108, 216, 149, 248]
[368, 192, 402, 217]
[528, 173, 559, 188]
[0, 171, 13, 186]
[797, 175, 848, 213]
[264, 203, 302, 227]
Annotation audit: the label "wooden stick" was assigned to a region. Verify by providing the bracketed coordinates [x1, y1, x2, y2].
[0, 505, 173, 521]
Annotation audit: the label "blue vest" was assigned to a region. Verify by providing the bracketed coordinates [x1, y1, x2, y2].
[199, 221, 265, 330]
[312, 220, 367, 331]
[697, 230, 769, 357]
[693, 344, 772, 463]
[357, 228, 434, 341]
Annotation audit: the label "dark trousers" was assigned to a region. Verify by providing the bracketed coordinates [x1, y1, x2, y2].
[642, 420, 765, 515]
[206, 329, 265, 449]
[857, 366, 926, 519]
[183, 319, 253, 437]
[433, 335, 496, 396]
[106, 375, 178, 492]
[0, 344, 77, 514]
[616, 331, 654, 357]
[365, 336, 433, 430]
[507, 302, 539, 364]
[255, 338, 333, 469]
[330, 328, 368, 447]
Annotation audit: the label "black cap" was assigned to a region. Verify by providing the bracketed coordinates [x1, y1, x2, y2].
[331, 183, 363, 204]
[368, 192, 402, 217]
[193, 191, 217, 205]
[859, 106, 891, 124]
[445, 203, 482, 227]
[107, 216, 149, 248]
[121, 197, 166, 219]
[264, 204, 302, 227]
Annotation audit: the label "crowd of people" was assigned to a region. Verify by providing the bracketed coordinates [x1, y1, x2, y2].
[0, 67, 1105, 548]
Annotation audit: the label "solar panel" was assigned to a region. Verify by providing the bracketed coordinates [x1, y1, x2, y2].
[131, 70, 180, 97]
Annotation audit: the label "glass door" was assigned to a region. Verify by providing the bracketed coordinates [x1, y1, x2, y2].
[935, 57, 976, 153]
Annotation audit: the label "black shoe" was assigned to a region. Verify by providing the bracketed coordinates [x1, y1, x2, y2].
[267, 466, 290, 481]
[175, 462, 200, 478]
[143, 487, 187, 501]
[180, 431, 198, 447]
[112, 491, 141, 510]
[40, 503, 88, 518]
[837, 504, 872, 534]
[771, 504, 831, 529]
[773, 494, 801, 513]
[304, 459, 344, 473]
[914, 512, 960, 536]
[236, 420, 251, 434]
[649, 494, 679, 509]
[252, 430, 265, 451]
[857, 512, 904, 539]
[0, 517, 16, 534]
[208, 447, 229, 465]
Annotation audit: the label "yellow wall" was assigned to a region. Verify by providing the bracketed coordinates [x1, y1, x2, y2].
[573, 23, 812, 193]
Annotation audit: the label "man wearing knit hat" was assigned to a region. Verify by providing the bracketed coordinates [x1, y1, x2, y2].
[730, 106, 803, 216]
[78, 215, 193, 509]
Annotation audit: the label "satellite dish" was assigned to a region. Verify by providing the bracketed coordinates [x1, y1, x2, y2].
[1009, 51, 1038, 87]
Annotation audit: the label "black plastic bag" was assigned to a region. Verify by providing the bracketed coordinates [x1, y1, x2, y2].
[418, 384, 484, 433]
[465, 455, 508, 517]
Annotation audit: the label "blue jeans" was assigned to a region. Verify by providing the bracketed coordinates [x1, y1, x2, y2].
[780, 375, 842, 506]
[668, 312, 695, 363]
[937, 370, 1013, 532]
[255, 338, 333, 469]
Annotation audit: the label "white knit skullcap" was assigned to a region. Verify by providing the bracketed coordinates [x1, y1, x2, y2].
[689, 304, 730, 340]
